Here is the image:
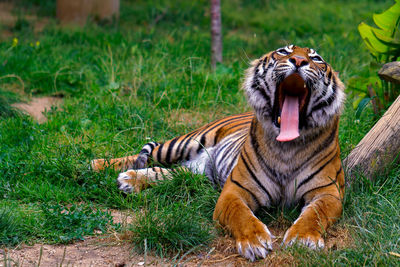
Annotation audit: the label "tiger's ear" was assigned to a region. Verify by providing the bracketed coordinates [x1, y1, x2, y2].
[251, 59, 260, 66]
[334, 71, 340, 78]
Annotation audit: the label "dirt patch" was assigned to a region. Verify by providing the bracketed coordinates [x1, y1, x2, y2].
[111, 210, 134, 226]
[184, 224, 354, 266]
[11, 96, 63, 123]
[2, 216, 353, 267]
[0, 2, 49, 39]
[2, 237, 164, 267]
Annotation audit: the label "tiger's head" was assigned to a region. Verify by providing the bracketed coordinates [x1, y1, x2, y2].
[244, 45, 345, 142]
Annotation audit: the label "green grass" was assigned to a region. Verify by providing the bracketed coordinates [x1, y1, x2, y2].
[0, 201, 117, 246]
[0, 0, 399, 264]
[129, 169, 218, 255]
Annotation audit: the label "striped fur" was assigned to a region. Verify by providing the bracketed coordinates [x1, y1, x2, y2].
[91, 45, 345, 261]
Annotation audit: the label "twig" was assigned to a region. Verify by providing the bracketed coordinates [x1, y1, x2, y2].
[389, 252, 400, 258]
[206, 254, 241, 263]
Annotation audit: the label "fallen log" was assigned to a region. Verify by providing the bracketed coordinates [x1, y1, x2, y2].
[344, 94, 400, 185]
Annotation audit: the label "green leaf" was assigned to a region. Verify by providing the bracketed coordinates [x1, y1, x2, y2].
[356, 97, 372, 119]
[353, 93, 367, 110]
[372, 28, 400, 48]
[373, 1, 400, 34]
[371, 27, 397, 43]
[358, 22, 388, 55]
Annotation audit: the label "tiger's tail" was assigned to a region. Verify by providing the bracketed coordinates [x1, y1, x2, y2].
[90, 141, 160, 171]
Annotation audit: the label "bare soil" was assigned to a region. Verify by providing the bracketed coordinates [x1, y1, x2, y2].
[2, 209, 353, 267]
[11, 96, 63, 123]
[0, 2, 49, 39]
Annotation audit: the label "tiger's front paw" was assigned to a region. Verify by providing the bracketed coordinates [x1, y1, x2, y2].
[117, 170, 150, 193]
[283, 225, 324, 249]
[234, 218, 274, 261]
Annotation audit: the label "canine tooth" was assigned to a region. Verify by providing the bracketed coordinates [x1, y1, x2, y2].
[303, 84, 306, 88]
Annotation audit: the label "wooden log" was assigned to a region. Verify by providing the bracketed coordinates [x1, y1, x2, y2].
[378, 61, 400, 84]
[344, 94, 400, 184]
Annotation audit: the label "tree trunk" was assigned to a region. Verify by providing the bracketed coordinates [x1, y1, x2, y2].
[211, 0, 222, 70]
[56, 0, 119, 26]
[344, 94, 400, 185]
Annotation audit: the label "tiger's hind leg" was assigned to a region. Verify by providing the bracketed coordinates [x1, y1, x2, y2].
[117, 167, 189, 193]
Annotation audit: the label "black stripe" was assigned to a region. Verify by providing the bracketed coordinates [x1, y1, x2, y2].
[243, 146, 257, 171]
[165, 137, 179, 164]
[196, 134, 207, 153]
[148, 142, 156, 150]
[311, 77, 337, 113]
[206, 113, 252, 145]
[230, 175, 261, 207]
[223, 134, 247, 176]
[252, 76, 269, 103]
[291, 126, 337, 174]
[176, 130, 201, 162]
[140, 148, 149, 154]
[249, 121, 279, 180]
[300, 165, 342, 200]
[297, 153, 337, 190]
[324, 70, 332, 86]
[180, 113, 252, 161]
[262, 56, 268, 70]
[214, 120, 251, 144]
[311, 144, 337, 170]
[216, 135, 239, 160]
[241, 153, 273, 203]
[217, 133, 245, 167]
[156, 143, 164, 163]
[140, 142, 156, 154]
[152, 167, 159, 180]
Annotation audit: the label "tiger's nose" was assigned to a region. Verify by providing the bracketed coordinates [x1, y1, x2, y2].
[289, 56, 308, 68]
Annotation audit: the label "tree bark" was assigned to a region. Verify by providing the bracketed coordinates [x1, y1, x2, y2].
[211, 0, 222, 70]
[344, 94, 400, 185]
[57, 0, 119, 26]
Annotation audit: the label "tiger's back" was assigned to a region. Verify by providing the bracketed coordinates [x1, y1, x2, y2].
[145, 112, 253, 188]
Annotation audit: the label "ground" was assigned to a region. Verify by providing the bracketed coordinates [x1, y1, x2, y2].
[3, 208, 353, 266]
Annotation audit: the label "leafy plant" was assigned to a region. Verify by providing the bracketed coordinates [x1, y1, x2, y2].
[40, 203, 119, 243]
[351, 1, 400, 117]
[358, 0, 400, 62]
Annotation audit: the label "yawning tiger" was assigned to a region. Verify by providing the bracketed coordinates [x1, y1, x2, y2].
[91, 45, 345, 261]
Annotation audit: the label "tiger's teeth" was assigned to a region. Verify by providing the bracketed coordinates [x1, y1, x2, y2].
[303, 84, 306, 88]
[278, 116, 281, 124]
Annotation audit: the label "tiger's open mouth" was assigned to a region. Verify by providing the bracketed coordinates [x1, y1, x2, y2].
[273, 73, 310, 142]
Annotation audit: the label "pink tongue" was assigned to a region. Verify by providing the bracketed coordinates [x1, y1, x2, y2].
[276, 95, 300, 142]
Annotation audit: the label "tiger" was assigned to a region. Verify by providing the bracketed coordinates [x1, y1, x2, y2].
[91, 45, 345, 261]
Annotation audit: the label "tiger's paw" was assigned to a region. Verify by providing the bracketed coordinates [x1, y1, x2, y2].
[117, 170, 150, 193]
[282, 226, 324, 249]
[234, 219, 274, 261]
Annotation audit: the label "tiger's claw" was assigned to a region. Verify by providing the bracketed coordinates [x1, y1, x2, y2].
[235, 222, 274, 261]
[282, 227, 324, 249]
